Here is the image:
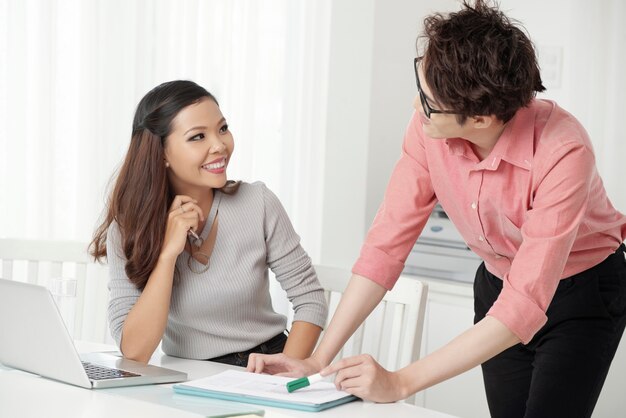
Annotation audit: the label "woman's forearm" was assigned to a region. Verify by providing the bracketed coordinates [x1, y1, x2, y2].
[120, 254, 177, 363]
[312, 274, 387, 367]
[283, 321, 323, 359]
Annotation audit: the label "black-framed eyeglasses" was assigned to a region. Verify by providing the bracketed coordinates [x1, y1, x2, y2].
[414, 57, 455, 119]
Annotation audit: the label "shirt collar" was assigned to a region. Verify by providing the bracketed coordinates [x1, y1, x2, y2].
[495, 103, 536, 171]
[445, 101, 537, 171]
[445, 137, 472, 158]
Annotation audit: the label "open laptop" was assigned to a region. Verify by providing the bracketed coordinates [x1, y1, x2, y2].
[0, 278, 187, 389]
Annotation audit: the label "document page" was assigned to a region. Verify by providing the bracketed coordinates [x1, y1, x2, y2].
[179, 370, 353, 405]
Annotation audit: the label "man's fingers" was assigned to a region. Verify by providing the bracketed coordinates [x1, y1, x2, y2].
[339, 376, 363, 391]
[334, 364, 362, 387]
[322, 354, 368, 376]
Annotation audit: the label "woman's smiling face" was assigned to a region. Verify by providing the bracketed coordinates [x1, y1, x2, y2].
[164, 97, 234, 195]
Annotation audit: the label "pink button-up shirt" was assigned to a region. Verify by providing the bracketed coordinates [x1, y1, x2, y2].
[353, 99, 626, 344]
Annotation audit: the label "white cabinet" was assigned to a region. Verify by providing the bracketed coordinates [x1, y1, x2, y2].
[412, 276, 626, 418]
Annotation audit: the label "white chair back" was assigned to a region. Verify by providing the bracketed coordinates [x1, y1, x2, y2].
[314, 265, 428, 403]
[0, 239, 111, 344]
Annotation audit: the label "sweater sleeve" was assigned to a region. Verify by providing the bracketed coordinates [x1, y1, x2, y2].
[105, 222, 141, 347]
[261, 184, 329, 328]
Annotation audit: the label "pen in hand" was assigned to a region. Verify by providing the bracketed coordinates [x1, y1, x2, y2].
[187, 229, 200, 241]
[187, 229, 203, 247]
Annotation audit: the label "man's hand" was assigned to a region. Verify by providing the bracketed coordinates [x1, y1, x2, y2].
[323, 354, 409, 403]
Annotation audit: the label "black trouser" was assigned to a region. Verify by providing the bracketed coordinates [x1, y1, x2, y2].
[207, 331, 288, 367]
[474, 244, 626, 418]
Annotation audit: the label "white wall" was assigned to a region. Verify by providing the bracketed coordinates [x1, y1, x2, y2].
[317, 0, 375, 268]
[319, 0, 458, 268]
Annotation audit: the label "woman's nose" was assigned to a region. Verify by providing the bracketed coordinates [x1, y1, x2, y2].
[208, 136, 226, 153]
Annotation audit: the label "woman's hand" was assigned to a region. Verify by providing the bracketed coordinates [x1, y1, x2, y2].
[246, 353, 324, 377]
[323, 354, 409, 403]
[160, 195, 204, 260]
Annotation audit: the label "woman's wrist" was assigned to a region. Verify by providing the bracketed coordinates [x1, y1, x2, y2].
[158, 251, 178, 266]
[150, 252, 177, 284]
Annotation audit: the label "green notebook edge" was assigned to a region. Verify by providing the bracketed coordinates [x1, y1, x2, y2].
[173, 384, 359, 413]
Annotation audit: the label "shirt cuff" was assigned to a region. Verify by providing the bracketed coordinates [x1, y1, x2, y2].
[487, 285, 547, 344]
[352, 244, 404, 290]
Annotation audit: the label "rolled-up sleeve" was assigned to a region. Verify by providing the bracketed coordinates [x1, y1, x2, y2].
[352, 112, 437, 289]
[488, 142, 594, 344]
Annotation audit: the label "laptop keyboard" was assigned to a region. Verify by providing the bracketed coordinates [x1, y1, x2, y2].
[82, 361, 140, 380]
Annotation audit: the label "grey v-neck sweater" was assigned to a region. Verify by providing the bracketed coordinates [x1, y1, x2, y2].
[106, 182, 328, 359]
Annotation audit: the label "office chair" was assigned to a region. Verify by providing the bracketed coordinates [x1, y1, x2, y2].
[0, 239, 110, 344]
[314, 264, 428, 404]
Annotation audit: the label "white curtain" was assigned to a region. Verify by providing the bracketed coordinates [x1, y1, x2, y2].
[0, 0, 330, 264]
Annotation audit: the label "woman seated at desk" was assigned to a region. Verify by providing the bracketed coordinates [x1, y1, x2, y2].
[90, 80, 328, 366]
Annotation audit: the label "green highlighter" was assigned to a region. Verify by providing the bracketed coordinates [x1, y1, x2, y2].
[286, 373, 324, 393]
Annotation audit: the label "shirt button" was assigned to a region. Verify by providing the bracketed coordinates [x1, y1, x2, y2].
[471, 202, 477, 210]
[478, 235, 484, 242]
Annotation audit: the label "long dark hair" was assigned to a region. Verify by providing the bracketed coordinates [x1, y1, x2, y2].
[90, 80, 238, 290]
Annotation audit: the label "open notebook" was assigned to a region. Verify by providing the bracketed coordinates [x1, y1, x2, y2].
[173, 370, 359, 412]
[0, 279, 187, 389]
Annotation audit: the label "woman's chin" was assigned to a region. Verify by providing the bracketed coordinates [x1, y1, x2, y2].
[212, 177, 229, 189]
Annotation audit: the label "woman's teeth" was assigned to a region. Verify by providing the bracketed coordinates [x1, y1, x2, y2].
[203, 160, 225, 170]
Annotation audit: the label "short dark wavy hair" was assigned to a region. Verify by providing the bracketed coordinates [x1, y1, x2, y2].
[419, 0, 545, 123]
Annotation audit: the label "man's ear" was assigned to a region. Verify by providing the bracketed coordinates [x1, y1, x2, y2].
[470, 115, 497, 129]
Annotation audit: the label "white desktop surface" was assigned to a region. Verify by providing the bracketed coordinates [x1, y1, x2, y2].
[0, 341, 458, 418]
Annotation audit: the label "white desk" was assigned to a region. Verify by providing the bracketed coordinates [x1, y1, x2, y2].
[0, 342, 458, 418]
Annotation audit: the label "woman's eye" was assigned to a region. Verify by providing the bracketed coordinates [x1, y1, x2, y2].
[219, 124, 229, 134]
[189, 133, 205, 141]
